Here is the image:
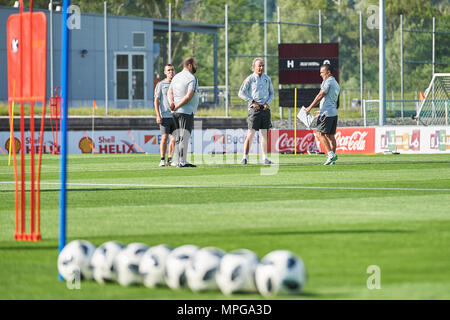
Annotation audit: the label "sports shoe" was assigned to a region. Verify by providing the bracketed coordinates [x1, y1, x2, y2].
[159, 160, 166, 167]
[323, 154, 338, 165]
[168, 161, 177, 167]
[185, 163, 197, 167]
[241, 159, 247, 165]
[178, 163, 197, 168]
[263, 159, 273, 165]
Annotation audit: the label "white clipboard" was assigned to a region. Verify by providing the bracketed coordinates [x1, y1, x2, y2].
[297, 107, 315, 129]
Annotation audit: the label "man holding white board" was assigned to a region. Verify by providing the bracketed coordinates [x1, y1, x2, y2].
[304, 63, 340, 165]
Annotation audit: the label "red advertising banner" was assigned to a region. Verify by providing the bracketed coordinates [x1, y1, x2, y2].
[268, 130, 319, 153]
[269, 128, 375, 154]
[331, 128, 375, 154]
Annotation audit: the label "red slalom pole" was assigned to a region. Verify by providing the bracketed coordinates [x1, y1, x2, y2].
[28, 3, 35, 240]
[9, 100, 20, 240]
[20, 101, 25, 240]
[30, 101, 36, 240]
[35, 98, 46, 241]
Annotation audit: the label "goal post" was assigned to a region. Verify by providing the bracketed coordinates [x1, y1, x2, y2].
[414, 73, 450, 126]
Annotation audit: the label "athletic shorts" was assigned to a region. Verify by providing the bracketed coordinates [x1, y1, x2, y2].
[160, 117, 176, 135]
[172, 112, 194, 134]
[316, 115, 338, 135]
[247, 107, 272, 131]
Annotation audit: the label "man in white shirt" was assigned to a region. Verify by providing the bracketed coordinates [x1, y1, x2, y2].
[167, 57, 199, 168]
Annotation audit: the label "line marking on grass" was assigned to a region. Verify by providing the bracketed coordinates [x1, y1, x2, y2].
[0, 181, 449, 192]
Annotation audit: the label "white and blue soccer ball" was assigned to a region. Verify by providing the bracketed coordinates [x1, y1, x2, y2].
[255, 250, 306, 297]
[139, 244, 173, 288]
[57, 240, 96, 282]
[114, 242, 149, 286]
[91, 241, 125, 284]
[164, 244, 199, 290]
[216, 249, 259, 295]
[186, 247, 226, 292]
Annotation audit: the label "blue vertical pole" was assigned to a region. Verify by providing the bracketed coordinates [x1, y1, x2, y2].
[59, 0, 70, 280]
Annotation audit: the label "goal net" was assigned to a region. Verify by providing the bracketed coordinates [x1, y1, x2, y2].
[415, 73, 450, 126]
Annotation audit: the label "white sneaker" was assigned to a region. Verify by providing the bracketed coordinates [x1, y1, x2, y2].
[159, 160, 166, 167]
[323, 154, 338, 165]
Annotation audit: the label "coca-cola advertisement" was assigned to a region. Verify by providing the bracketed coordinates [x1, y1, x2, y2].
[268, 130, 319, 153]
[269, 128, 375, 154]
[320, 128, 376, 154]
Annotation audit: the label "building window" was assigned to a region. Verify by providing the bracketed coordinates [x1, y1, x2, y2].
[133, 32, 145, 48]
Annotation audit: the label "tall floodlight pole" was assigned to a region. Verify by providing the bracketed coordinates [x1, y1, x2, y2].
[277, 6, 282, 119]
[59, 0, 70, 280]
[104, 1, 108, 115]
[400, 14, 404, 118]
[359, 11, 363, 117]
[432, 16, 436, 118]
[264, 0, 267, 73]
[168, 3, 172, 64]
[319, 10, 322, 43]
[432, 17, 435, 77]
[225, 4, 229, 117]
[379, 0, 386, 126]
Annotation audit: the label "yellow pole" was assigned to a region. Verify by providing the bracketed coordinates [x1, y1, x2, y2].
[294, 88, 297, 155]
[9, 80, 16, 166]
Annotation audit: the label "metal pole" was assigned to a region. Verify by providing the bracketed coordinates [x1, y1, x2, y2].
[400, 14, 404, 119]
[264, 0, 267, 73]
[168, 3, 172, 64]
[213, 33, 218, 105]
[318, 10, 322, 43]
[50, 1, 54, 94]
[379, 0, 386, 126]
[277, 6, 282, 120]
[104, 1, 108, 115]
[359, 11, 363, 117]
[432, 17, 435, 76]
[225, 4, 229, 117]
[363, 99, 367, 127]
[59, 0, 70, 280]
[446, 101, 448, 126]
[432, 17, 435, 118]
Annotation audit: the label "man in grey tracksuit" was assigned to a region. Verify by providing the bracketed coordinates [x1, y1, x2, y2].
[238, 58, 274, 165]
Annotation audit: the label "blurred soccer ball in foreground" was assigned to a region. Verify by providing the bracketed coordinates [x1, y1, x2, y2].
[57, 240, 96, 282]
[164, 244, 199, 290]
[115, 242, 149, 286]
[139, 244, 172, 288]
[91, 241, 125, 284]
[186, 247, 226, 292]
[255, 250, 306, 297]
[216, 249, 259, 295]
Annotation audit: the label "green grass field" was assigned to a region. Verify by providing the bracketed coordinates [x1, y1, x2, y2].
[0, 153, 449, 300]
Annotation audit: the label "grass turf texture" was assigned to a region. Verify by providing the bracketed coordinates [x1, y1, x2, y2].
[0, 153, 449, 300]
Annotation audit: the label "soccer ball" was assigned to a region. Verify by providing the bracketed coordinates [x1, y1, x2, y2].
[115, 242, 149, 286]
[139, 244, 173, 288]
[186, 247, 226, 292]
[216, 249, 259, 295]
[57, 240, 96, 282]
[164, 244, 199, 290]
[255, 250, 306, 297]
[91, 241, 125, 284]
